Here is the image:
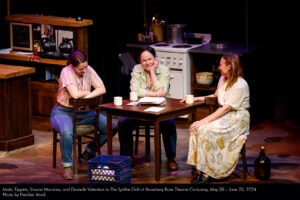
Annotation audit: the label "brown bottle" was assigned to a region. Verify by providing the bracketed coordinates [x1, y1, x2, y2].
[254, 146, 271, 180]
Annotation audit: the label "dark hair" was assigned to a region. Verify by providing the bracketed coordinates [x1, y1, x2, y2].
[139, 47, 156, 60]
[67, 49, 87, 67]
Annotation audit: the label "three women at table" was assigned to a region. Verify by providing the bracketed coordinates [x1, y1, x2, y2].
[186, 53, 250, 184]
[50, 50, 118, 180]
[118, 47, 179, 171]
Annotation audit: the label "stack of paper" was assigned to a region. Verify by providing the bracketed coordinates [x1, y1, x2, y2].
[144, 107, 165, 112]
[138, 97, 166, 105]
[0, 48, 12, 54]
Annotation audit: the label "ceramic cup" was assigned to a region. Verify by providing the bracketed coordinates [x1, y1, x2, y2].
[130, 92, 138, 101]
[185, 94, 194, 104]
[114, 96, 123, 106]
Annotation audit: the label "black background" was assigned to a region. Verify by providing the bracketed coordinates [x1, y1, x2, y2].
[0, 0, 299, 125]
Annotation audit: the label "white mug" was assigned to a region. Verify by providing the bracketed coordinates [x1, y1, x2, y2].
[114, 96, 123, 106]
[130, 92, 138, 101]
[185, 94, 194, 104]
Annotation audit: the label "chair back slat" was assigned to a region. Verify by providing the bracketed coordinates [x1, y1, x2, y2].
[76, 121, 97, 126]
[69, 96, 103, 107]
[76, 113, 98, 120]
[75, 106, 101, 113]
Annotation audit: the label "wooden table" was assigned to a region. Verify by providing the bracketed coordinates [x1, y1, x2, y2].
[0, 64, 35, 151]
[100, 98, 204, 182]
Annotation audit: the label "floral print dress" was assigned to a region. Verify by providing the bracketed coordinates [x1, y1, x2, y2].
[186, 76, 250, 179]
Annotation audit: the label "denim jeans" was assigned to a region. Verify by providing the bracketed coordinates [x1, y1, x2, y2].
[50, 105, 118, 167]
[117, 117, 177, 159]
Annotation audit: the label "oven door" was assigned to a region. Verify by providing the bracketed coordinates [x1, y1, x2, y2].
[169, 70, 184, 99]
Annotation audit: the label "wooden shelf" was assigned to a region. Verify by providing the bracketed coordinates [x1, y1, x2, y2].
[0, 51, 67, 66]
[5, 14, 93, 27]
[193, 83, 217, 92]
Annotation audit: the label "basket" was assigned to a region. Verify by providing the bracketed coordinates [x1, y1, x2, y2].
[88, 155, 131, 184]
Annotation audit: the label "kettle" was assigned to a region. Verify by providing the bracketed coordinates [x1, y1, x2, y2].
[43, 37, 56, 53]
[59, 38, 73, 54]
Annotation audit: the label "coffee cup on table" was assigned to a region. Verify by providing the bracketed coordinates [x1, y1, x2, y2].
[130, 92, 138, 101]
[185, 94, 194, 104]
[114, 96, 123, 106]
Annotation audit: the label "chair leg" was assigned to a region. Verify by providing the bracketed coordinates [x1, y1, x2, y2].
[145, 125, 150, 163]
[73, 137, 78, 176]
[53, 130, 57, 168]
[242, 144, 247, 179]
[95, 131, 101, 155]
[78, 137, 82, 163]
[135, 127, 140, 155]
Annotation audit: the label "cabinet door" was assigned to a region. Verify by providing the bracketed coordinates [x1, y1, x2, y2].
[31, 81, 58, 116]
[169, 71, 184, 99]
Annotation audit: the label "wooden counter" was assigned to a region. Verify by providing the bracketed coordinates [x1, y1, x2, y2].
[0, 51, 67, 66]
[0, 64, 35, 151]
[188, 43, 256, 56]
[0, 64, 36, 78]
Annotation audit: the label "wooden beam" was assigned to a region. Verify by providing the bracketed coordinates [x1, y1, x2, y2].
[7, 0, 10, 15]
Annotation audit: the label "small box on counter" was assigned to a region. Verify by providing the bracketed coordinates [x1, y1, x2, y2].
[88, 155, 131, 184]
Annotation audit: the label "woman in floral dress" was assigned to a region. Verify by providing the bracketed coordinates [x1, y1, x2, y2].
[186, 54, 250, 184]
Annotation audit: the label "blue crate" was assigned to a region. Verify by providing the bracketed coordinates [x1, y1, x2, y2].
[88, 155, 131, 184]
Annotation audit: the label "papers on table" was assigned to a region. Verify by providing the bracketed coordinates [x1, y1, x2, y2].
[144, 107, 165, 112]
[15, 52, 33, 55]
[126, 102, 140, 106]
[0, 48, 12, 54]
[138, 97, 166, 105]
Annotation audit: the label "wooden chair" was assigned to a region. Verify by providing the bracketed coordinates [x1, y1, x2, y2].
[134, 124, 155, 163]
[205, 96, 248, 179]
[53, 96, 103, 175]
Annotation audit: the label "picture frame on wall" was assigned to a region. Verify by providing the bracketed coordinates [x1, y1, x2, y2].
[10, 22, 33, 51]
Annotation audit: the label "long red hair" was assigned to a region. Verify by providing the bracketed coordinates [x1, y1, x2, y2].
[222, 54, 244, 90]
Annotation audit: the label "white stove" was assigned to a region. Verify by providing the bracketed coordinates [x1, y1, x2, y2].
[151, 42, 208, 100]
[151, 43, 204, 53]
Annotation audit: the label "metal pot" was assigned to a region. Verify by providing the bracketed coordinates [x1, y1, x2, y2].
[166, 24, 186, 44]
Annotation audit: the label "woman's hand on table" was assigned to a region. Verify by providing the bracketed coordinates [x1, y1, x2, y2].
[180, 96, 205, 103]
[194, 96, 205, 102]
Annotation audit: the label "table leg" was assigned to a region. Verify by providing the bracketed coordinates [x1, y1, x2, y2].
[154, 120, 161, 182]
[107, 113, 112, 155]
[193, 108, 197, 122]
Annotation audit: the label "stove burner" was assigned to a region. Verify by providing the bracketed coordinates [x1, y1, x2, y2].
[154, 43, 170, 47]
[172, 44, 192, 48]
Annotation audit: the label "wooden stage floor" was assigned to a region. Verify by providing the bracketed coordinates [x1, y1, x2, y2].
[0, 119, 299, 185]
